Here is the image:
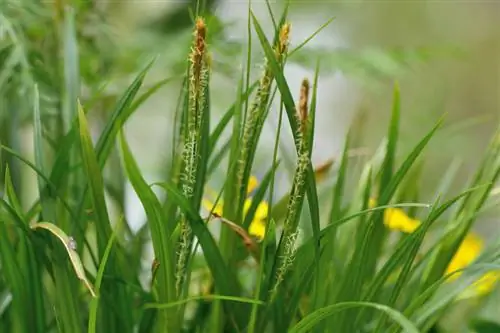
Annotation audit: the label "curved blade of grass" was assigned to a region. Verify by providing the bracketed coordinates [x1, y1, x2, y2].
[3, 166, 46, 333]
[88, 232, 116, 333]
[288, 16, 335, 57]
[1, 146, 77, 221]
[288, 301, 419, 333]
[31, 222, 96, 297]
[363, 117, 443, 283]
[421, 133, 500, 292]
[1, 144, 100, 267]
[129, 76, 178, 114]
[77, 102, 112, 251]
[364, 83, 401, 284]
[322, 203, 430, 240]
[118, 132, 176, 307]
[0, 198, 31, 233]
[48, 62, 158, 193]
[414, 262, 500, 329]
[144, 295, 264, 310]
[364, 187, 482, 304]
[4, 166, 22, 217]
[380, 82, 400, 194]
[379, 116, 444, 205]
[0, 171, 27, 332]
[370, 189, 482, 332]
[78, 102, 134, 330]
[94, 59, 156, 168]
[283, 246, 327, 331]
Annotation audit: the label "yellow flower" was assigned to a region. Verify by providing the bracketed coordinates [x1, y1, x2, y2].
[371, 198, 499, 296]
[202, 176, 268, 240]
[445, 233, 500, 297]
[369, 198, 421, 233]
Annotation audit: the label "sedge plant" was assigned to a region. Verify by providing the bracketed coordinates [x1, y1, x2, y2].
[0, 2, 499, 333]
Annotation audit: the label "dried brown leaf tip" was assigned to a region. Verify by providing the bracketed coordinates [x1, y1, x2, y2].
[314, 158, 334, 182]
[298, 78, 310, 129]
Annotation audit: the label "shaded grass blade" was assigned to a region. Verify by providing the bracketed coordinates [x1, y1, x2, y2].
[288, 302, 419, 333]
[152, 181, 247, 327]
[118, 131, 178, 331]
[77, 102, 133, 332]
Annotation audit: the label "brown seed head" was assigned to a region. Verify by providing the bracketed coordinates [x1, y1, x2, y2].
[278, 23, 291, 54]
[190, 17, 207, 87]
[298, 78, 310, 124]
[195, 17, 206, 57]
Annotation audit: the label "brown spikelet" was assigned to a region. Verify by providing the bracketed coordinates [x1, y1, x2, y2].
[277, 23, 291, 55]
[298, 78, 310, 133]
[191, 17, 207, 83]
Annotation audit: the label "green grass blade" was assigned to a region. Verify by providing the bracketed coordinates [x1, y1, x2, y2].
[144, 295, 264, 310]
[77, 102, 133, 332]
[88, 232, 117, 333]
[288, 17, 335, 57]
[366, 82, 401, 278]
[370, 191, 477, 331]
[288, 302, 419, 333]
[381, 82, 400, 192]
[129, 76, 178, 115]
[61, 6, 80, 134]
[0, 171, 27, 333]
[1, 146, 77, 221]
[95, 59, 155, 168]
[152, 181, 247, 326]
[118, 131, 178, 331]
[33, 84, 47, 202]
[77, 102, 112, 253]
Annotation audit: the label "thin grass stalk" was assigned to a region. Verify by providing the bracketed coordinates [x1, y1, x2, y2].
[271, 78, 312, 297]
[235, 22, 290, 225]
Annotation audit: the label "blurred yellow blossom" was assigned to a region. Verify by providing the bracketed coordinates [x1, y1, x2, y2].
[202, 176, 268, 240]
[369, 198, 421, 233]
[371, 198, 499, 297]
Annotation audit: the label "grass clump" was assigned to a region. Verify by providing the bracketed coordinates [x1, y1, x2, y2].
[0, 2, 499, 333]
